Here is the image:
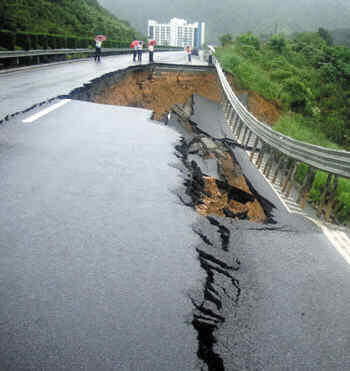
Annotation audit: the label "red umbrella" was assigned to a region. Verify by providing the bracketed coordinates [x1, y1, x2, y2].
[95, 35, 107, 42]
[147, 39, 157, 47]
[130, 40, 139, 48]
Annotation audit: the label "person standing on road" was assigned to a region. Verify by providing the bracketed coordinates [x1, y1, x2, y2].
[137, 41, 143, 63]
[133, 43, 138, 62]
[95, 40, 102, 63]
[148, 43, 154, 63]
[185, 45, 192, 63]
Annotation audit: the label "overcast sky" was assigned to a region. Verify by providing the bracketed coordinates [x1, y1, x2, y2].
[99, 0, 350, 42]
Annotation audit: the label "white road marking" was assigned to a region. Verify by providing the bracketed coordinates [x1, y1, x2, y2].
[22, 99, 71, 123]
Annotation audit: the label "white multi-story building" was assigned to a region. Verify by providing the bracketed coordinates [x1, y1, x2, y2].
[148, 18, 206, 48]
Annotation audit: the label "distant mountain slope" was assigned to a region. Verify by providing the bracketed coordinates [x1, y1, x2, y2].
[0, 0, 138, 39]
[99, 0, 350, 42]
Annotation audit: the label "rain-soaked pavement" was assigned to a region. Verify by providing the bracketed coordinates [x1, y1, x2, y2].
[0, 51, 202, 122]
[171, 96, 350, 370]
[1, 61, 350, 370]
[0, 101, 204, 370]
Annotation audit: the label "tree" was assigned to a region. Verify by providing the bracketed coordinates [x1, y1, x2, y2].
[219, 33, 232, 47]
[236, 32, 260, 49]
[318, 27, 333, 46]
[268, 34, 287, 53]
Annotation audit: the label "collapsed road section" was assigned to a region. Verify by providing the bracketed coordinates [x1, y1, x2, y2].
[65, 64, 350, 370]
[2, 62, 350, 370]
[168, 94, 350, 371]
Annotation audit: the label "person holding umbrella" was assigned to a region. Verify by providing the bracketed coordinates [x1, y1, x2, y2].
[137, 41, 143, 63]
[147, 40, 156, 63]
[130, 40, 139, 62]
[94, 35, 106, 63]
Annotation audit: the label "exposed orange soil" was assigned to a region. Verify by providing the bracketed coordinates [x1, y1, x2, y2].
[93, 69, 268, 222]
[226, 75, 281, 125]
[94, 70, 221, 120]
[196, 152, 266, 222]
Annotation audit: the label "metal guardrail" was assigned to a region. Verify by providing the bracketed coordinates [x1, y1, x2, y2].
[211, 47, 350, 179]
[0, 48, 120, 59]
[0, 47, 180, 59]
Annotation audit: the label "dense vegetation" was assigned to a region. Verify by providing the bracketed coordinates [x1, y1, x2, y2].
[0, 0, 140, 42]
[217, 30, 350, 149]
[216, 30, 350, 222]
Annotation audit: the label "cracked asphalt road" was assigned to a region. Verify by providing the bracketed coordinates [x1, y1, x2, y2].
[0, 51, 190, 121]
[0, 101, 204, 370]
[1, 58, 350, 370]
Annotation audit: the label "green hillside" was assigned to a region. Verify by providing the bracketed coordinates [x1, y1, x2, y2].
[216, 31, 350, 221]
[0, 0, 139, 40]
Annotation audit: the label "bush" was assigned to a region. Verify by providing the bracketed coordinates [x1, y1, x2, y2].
[280, 77, 314, 113]
[31, 34, 38, 50]
[16, 33, 29, 50]
[222, 53, 243, 70]
[270, 69, 293, 81]
[219, 33, 233, 46]
[268, 34, 287, 53]
[322, 113, 347, 144]
[48, 35, 57, 49]
[67, 37, 76, 49]
[38, 34, 48, 49]
[236, 33, 260, 50]
[0, 30, 16, 50]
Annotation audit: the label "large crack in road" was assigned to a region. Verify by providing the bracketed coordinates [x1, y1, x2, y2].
[165, 94, 279, 370]
[62, 66, 336, 370]
[3, 64, 349, 370]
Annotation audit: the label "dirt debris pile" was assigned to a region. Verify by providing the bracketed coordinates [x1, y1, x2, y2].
[176, 133, 267, 223]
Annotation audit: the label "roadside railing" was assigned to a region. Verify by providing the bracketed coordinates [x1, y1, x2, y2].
[210, 46, 350, 219]
[0, 47, 181, 68]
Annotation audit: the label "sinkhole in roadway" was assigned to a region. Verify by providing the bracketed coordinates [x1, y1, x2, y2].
[69, 64, 271, 223]
[93, 65, 222, 121]
[65, 64, 284, 370]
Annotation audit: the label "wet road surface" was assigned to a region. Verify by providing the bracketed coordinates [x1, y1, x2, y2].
[0, 101, 204, 370]
[0, 51, 196, 121]
[1, 61, 350, 370]
[180, 96, 350, 370]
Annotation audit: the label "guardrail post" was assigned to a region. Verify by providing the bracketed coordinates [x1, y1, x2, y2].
[271, 153, 285, 184]
[227, 111, 235, 130]
[231, 113, 240, 133]
[236, 120, 244, 141]
[317, 173, 332, 217]
[224, 99, 230, 117]
[284, 161, 299, 198]
[228, 107, 235, 125]
[296, 166, 316, 208]
[241, 126, 249, 146]
[250, 137, 260, 162]
[282, 159, 296, 193]
[325, 175, 338, 221]
[256, 143, 267, 169]
[244, 129, 253, 150]
[263, 146, 272, 175]
[264, 148, 276, 178]
[225, 105, 233, 121]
